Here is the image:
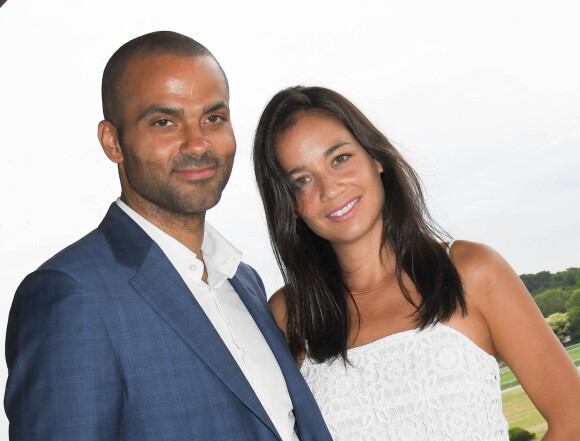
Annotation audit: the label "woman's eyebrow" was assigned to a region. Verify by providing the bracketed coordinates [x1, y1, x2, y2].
[324, 142, 350, 157]
[286, 142, 351, 176]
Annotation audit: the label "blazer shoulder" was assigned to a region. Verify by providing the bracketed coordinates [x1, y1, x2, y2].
[234, 262, 267, 301]
[38, 203, 153, 275]
[31, 205, 123, 273]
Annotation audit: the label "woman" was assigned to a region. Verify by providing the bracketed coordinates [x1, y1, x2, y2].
[253, 86, 580, 441]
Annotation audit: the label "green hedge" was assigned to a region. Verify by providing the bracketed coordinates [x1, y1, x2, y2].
[509, 427, 536, 441]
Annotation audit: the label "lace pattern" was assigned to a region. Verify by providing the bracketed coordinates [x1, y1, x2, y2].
[300, 323, 509, 441]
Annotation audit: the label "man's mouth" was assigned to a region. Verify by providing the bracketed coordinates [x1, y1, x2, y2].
[173, 166, 216, 180]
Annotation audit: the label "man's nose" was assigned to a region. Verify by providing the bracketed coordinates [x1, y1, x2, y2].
[180, 123, 210, 154]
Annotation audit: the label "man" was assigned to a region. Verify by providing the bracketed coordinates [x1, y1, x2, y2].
[5, 31, 332, 441]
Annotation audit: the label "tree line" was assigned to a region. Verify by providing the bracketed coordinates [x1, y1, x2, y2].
[520, 267, 580, 344]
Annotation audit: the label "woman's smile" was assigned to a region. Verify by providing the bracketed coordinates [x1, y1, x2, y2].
[327, 197, 360, 221]
[275, 112, 384, 247]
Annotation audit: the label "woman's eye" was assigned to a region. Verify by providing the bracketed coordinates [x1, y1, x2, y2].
[333, 154, 350, 165]
[294, 176, 311, 188]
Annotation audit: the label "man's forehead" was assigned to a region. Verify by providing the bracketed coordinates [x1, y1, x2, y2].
[119, 54, 229, 103]
[125, 54, 226, 84]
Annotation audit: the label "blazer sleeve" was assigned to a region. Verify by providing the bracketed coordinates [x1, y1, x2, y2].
[5, 269, 123, 440]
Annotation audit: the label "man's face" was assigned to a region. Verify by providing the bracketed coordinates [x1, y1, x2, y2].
[115, 54, 236, 219]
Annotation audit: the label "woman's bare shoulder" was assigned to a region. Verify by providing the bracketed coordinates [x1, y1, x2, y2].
[447, 239, 500, 265]
[269, 286, 306, 366]
[268, 286, 289, 335]
[446, 239, 528, 331]
[447, 240, 509, 288]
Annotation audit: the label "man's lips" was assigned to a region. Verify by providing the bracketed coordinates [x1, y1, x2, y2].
[327, 197, 360, 221]
[173, 167, 216, 180]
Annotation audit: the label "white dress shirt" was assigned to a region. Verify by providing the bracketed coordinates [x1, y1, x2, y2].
[116, 199, 299, 441]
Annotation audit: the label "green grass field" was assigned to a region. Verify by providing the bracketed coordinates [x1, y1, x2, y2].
[503, 386, 548, 439]
[500, 368, 518, 389]
[568, 345, 580, 363]
[502, 353, 580, 440]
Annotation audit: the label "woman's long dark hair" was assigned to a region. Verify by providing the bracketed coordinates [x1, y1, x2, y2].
[253, 86, 466, 363]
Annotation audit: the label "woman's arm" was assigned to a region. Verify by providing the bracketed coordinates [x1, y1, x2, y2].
[454, 241, 580, 440]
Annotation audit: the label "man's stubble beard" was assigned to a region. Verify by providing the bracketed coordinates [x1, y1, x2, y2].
[120, 143, 234, 217]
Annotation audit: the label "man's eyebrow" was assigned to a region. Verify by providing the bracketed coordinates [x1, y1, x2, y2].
[286, 142, 351, 176]
[137, 106, 184, 122]
[203, 101, 229, 114]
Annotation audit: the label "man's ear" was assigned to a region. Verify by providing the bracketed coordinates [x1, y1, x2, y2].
[98, 120, 123, 164]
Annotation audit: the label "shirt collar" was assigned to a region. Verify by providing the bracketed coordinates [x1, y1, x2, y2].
[115, 199, 241, 287]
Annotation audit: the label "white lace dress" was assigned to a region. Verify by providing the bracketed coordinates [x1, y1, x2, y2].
[300, 323, 509, 441]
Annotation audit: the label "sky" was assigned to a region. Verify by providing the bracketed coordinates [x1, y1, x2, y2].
[0, 0, 579, 436]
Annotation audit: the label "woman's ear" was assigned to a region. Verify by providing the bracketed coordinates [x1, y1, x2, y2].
[98, 120, 123, 164]
[375, 161, 384, 173]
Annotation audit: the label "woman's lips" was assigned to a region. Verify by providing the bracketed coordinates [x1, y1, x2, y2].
[327, 197, 360, 222]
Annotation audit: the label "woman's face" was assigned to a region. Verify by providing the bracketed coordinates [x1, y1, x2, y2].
[275, 112, 385, 249]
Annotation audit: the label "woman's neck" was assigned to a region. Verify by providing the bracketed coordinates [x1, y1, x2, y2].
[333, 237, 396, 293]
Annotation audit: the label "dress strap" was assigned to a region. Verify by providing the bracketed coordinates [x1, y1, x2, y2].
[446, 240, 456, 256]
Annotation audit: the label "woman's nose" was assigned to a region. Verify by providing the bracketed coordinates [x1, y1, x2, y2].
[318, 173, 343, 202]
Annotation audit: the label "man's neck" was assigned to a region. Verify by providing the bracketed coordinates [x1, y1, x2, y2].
[122, 197, 206, 256]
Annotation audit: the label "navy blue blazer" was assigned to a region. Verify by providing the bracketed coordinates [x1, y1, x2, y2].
[5, 204, 332, 441]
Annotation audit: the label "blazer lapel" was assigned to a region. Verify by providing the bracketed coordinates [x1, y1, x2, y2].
[99, 205, 277, 437]
[230, 267, 332, 441]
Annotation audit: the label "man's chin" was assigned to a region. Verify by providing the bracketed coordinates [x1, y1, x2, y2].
[172, 192, 225, 216]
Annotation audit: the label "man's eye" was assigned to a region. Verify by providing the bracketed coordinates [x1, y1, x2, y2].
[206, 115, 223, 123]
[153, 119, 174, 127]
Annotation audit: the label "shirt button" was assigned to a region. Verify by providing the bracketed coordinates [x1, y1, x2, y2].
[189, 264, 196, 271]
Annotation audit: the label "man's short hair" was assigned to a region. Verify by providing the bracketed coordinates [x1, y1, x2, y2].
[102, 30, 227, 129]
